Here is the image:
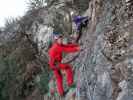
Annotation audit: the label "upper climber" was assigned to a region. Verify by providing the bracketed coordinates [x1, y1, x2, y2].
[73, 16, 89, 42]
[73, 16, 88, 30]
[48, 32, 80, 96]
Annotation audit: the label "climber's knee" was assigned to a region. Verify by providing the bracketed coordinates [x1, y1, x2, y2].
[59, 63, 69, 69]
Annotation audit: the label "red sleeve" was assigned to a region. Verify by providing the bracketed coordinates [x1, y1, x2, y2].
[63, 43, 79, 47]
[62, 44, 80, 53]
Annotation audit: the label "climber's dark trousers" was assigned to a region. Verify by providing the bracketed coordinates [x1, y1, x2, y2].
[53, 63, 73, 96]
[76, 19, 88, 43]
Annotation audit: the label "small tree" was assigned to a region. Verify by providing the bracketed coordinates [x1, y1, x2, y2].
[4, 17, 19, 33]
[28, 0, 47, 10]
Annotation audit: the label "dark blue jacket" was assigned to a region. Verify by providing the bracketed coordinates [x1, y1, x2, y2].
[73, 16, 88, 31]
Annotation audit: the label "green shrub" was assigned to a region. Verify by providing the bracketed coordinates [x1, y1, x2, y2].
[0, 57, 21, 100]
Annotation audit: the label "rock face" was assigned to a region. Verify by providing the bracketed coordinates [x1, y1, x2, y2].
[72, 0, 133, 100]
[0, 0, 133, 100]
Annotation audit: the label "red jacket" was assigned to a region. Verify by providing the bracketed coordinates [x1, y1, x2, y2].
[48, 42, 80, 70]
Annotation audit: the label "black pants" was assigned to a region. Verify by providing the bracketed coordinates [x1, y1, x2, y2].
[76, 19, 89, 43]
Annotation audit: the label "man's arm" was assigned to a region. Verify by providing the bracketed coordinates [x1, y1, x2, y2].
[73, 16, 88, 23]
[79, 16, 88, 21]
[62, 43, 79, 47]
[62, 44, 80, 53]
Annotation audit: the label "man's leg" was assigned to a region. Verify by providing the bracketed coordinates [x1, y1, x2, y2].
[59, 64, 73, 86]
[66, 65, 73, 86]
[76, 24, 82, 43]
[53, 69, 64, 96]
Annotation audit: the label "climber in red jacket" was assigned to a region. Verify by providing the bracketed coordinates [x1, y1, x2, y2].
[48, 32, 80, 96]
